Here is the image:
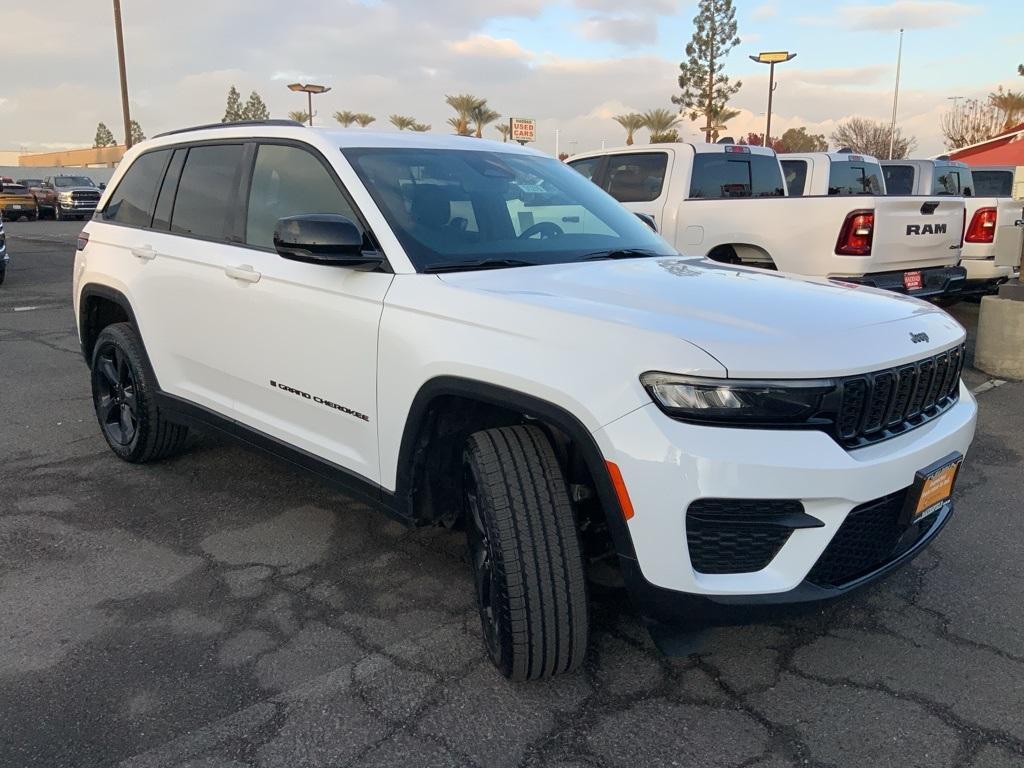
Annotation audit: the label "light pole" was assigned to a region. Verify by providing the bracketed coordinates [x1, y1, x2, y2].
[287, 83, 331, 126]
[749, 51, 796, 147]
[112, 0, 133, 149]
[888, 29, 904, 160]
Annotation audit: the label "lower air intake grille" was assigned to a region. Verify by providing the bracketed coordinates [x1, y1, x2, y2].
[806, 489, 940, 588]
[686, 499, 803, 574]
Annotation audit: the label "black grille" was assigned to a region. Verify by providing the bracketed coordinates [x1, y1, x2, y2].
[835, 344, 964, 449]
[687, 499, 804, 574]
[806, 490, 940, 588]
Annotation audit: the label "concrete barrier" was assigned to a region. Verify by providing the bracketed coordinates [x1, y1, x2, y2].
[975, 281, 1024, 380]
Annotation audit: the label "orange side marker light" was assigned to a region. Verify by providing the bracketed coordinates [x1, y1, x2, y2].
[606, 461, 635, 521]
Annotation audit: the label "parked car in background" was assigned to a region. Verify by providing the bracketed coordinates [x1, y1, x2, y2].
[569, 144, 966, 301]
[0, 216, 7, 284]
[881, 159, 1023, 296]
[34, 175, 103, 220]
[16, 178, 47, 213]
[972, 166, 1024, 200]
[0, 182, 40, 221]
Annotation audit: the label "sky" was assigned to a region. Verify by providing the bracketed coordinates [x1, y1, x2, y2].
[1, 0, 1021, 158]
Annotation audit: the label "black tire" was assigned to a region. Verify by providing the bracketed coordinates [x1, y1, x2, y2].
[463, 425, 589, 680]
[0, 268, 5, 286]
[90, 323, 189, 463]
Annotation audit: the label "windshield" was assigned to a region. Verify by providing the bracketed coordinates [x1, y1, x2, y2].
[973, 170, 1013, 197]
[932, 165, 973, 196]
[17, 179, 43, 187]
[342, 147, 675, 272]
[54, 176, 96, 188]
[828, 161, 885, 195]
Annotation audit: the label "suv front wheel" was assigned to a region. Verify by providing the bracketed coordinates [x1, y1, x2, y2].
[90, 323, 189, 462]
[463, 425, 589, 680]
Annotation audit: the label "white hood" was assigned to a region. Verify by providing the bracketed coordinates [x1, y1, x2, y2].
[439, 257, 966, 379]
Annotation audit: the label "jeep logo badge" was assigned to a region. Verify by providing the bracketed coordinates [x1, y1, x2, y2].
[906, 224, 947, 235]
[910, 332, 929, 344]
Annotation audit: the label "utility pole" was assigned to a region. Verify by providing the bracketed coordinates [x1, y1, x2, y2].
[888, 28, 904, 160]
[555, 128, 560, 158]
[112, 0, 133, 149]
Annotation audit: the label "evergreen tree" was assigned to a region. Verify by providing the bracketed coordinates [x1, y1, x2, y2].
[222, 86, 243, 123]
[242, 91, 270, 121]
[129, 120, 145, 144]
[93, 122, 116, 148]
[672, 0, 742, 142]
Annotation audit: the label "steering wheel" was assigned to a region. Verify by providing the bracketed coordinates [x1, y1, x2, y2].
[518, 221, 564, 240]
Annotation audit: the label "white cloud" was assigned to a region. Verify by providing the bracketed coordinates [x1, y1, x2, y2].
[448, 34, 533, 59]
[839, 1, 973, 31]
[572, 0, 680, 13]
[751, 3, 777, 21]
[576, 15, 659, 45]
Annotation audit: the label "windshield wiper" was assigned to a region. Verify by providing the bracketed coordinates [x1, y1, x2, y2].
[423, 258, 539, 274]
[580, 248, 660, 262]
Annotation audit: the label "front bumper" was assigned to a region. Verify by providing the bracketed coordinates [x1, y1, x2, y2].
[840, 264, 967, 299]
[595, 384, 977, 619]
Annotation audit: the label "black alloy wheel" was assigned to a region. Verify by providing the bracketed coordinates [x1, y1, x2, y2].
[93, 342, 139, 448]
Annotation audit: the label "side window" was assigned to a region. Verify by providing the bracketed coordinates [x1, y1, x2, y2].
[152, 149, 186, 230]
[568, 157, 602, 182]
[828, 163, 884, 196]
[246, 143, 361, 249]
[102, 149, 171, 227]
[170, 144, 244, 240]
[781, 160, 808, 196]
[603, 153, 667, 203]
[883, 165, 914, 195]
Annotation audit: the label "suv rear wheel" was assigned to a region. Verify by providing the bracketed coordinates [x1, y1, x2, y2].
[463, 425, 589, 680]
[90, 323, 189, 462]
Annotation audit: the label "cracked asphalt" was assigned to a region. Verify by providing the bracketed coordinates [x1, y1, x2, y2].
[2, 220, 1023, 768]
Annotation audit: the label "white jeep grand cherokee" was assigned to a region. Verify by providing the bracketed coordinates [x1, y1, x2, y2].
[74, 122, 977, 680]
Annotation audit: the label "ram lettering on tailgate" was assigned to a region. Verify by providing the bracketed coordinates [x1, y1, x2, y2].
[906, 223, 947, 235]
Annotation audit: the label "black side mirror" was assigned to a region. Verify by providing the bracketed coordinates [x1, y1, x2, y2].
[634, 212, 658, 232]
[99, 182, 107, 190]
[273, 214, 384, 270]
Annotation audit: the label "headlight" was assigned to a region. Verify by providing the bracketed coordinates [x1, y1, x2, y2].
[59, 192, 74, 201]
[640, 372, 836, 426]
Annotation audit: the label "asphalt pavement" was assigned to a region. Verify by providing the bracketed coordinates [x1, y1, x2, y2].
[1, 220, 1023, 768]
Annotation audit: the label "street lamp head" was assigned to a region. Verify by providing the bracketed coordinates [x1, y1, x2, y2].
[287, 83, 331, 94]
[750, 51, 797, 64]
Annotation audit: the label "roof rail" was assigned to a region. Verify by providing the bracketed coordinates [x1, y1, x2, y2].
[154, 119, 305, 139]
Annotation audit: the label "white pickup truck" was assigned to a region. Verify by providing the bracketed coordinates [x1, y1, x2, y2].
[568, 144, 966, 301]
[881, 158, 1023, 296]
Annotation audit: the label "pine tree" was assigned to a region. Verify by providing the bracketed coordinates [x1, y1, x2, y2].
[672, 0, 742, 142]
[129, 120, 145, 144]
[222, 86, 243, 123]
[93, 122, 116, 148]
[242, 91, 270, 121]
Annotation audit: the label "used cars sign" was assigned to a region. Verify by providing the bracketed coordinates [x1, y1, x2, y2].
[510, 118, 536, 144]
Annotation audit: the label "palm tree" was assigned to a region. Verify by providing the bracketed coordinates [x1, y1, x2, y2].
[354, 113, 376, 128]
[389, 114, 417, 131]
[333, 110, 358, 128]
[495, 124, 510, 142]
[642, 108, 681, 143]
[410, 122, 432, 132]
[288, 110, 310, 125]
[446, 93, 484, 136]
[990, 88, 1024, 130]
[471, 102, 501, 138]
[613, 113, 645, 146]
[705, 105, 741, 142]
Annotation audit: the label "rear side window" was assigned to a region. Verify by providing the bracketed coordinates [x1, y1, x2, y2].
[932, 167, 973, 197]
[828, 161, 884, 195]
[689, 153, 785, 199]
[780, 160, 808, 196]
[883, 164, 915, 195]
[245, 143, 361, 249]
[974, 170, 1013, 197]
[103, 149, 171, 227]
[568, 157, 602, 181]
[602, 153, 667, 203]
[170, 144, 244, 240]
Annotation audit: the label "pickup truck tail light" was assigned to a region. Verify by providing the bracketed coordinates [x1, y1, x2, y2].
[76, 232, 90, 251]
[835, 210, 874, 256]
[965, 207, 996, 244]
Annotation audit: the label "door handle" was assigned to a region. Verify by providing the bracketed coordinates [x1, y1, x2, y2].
[130, 245, 156, 260]
[225, 264, 262, 283]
